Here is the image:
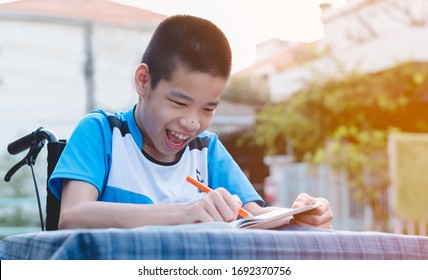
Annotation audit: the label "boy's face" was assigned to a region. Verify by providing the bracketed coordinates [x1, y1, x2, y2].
[135, 64, 227, 163]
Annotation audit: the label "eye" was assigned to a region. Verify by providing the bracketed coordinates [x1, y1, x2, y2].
[169, 99, 186, 107]
[203, 107, 216, 115]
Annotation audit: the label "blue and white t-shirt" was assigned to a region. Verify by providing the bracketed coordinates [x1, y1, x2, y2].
[48, 107, 263, 206]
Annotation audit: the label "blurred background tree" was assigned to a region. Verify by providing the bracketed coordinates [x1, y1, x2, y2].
[251, 61, 428, 231]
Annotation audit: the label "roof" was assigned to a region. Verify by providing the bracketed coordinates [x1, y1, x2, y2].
[0, 0, 166, 26]
[233, 42, 318, 78]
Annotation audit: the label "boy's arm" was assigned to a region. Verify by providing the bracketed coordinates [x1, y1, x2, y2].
[59, 179, 243, 229]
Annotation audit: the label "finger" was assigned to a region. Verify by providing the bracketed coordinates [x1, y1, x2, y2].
[293, 203, 334, 227]
[225, 194, 243, 220]
[232, 194, 243, 206]
[213, 188, 241, 222]
[201, 189, 238, 222]
[298, 201, 328, 216]
[311, 198, 334, 218]
[185, 198, 216, 223]
[293, 213, 329, 227]
[202, 192, 227, 222]
[186, 192, 225, 223]
[291, 193, 316, 209]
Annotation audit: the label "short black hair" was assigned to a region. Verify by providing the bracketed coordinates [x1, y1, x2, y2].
[142, 15, 232, 89]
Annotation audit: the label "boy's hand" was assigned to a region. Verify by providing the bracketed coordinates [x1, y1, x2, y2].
[181, 187, 242, 224]
[290, 193, 334, 229]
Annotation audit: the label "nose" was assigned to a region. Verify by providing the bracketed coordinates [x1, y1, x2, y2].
[178, 116, 200, 131]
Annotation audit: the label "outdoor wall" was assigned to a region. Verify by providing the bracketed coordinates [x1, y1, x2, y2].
[0, 18, 86, 149]
[0, 15, 156, 154]
[91, 24, 153, 111]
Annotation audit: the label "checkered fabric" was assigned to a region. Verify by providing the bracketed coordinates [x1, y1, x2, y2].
[1, 225, 427, 260]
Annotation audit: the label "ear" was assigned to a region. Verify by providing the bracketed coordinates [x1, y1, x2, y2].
[134, 64, 150, 98]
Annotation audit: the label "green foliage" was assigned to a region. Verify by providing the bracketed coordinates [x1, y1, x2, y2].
[252, 61, 428, 230]
[254, 62, 428, 157]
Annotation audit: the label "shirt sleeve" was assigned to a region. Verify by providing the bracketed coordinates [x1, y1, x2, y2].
[48, 111, 112, 200]
[207, 133, 264, 206]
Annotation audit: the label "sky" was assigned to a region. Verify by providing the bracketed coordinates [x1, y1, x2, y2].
[0, 0, 348, 72]
[113, 0, 348, 72]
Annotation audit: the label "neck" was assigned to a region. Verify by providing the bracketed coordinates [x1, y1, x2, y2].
[134, 105, 178, 163]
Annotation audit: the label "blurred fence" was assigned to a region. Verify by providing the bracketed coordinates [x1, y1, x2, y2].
[268, 160, 372, 231]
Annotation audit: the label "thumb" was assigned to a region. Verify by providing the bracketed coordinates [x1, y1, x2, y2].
[232, 194, 243, 207]
[292, 193, 315, 208]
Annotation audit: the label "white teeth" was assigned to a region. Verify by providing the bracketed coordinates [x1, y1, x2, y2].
[170, 130, 190, 140]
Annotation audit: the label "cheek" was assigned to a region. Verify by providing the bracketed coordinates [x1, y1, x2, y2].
[151, 108, 178, 129]
[143, 107, 166, 134]
[199, 114, 214, 130]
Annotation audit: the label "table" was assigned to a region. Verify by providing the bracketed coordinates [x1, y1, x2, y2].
[1, 224, 427, 259]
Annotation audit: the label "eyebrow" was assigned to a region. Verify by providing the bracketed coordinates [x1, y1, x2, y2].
[168, 90, 220, 108]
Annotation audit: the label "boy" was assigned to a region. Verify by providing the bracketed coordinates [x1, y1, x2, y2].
[49, 15, 333, 229]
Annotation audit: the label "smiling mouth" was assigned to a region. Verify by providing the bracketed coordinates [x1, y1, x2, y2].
[166, 129, 191, 146]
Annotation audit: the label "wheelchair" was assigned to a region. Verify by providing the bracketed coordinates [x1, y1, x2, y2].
[4, 127, 66, 231]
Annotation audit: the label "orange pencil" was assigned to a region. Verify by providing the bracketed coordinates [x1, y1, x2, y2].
[186, 176, 252, 218]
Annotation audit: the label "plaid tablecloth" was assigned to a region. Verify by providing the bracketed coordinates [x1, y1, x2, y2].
[1, 224, 427, 260]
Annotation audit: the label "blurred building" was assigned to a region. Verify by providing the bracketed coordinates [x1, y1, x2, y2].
[0, 0, 166, 151]
[235, 0, 428, 102]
